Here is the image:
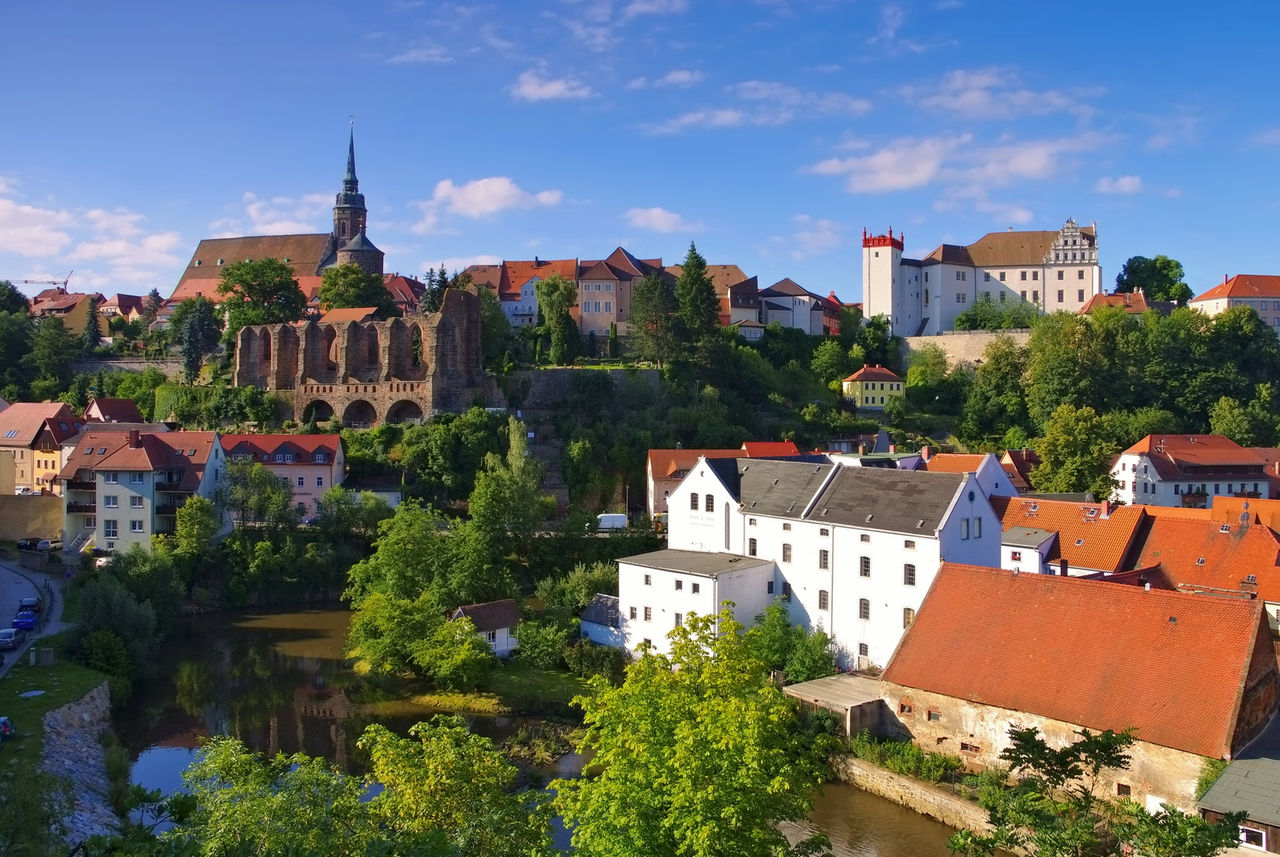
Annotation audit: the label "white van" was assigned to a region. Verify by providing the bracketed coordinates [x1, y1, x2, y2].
[596, 513, 628, 531]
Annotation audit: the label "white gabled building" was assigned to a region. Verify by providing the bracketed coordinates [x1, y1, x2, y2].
[1110, 434, 1271, 508]
[862, 219, 1102, 336]
[623, 457, 999, 668]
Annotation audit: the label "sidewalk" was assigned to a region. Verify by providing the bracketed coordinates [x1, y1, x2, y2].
[0, 555, 66, 679]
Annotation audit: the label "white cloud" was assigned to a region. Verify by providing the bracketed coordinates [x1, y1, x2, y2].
[510, 69, 593, 101]
[0, 198, 76, 256]
[622, 0, 688, 17]
[648, 80, 868, 133]
[730, 80, 871, 116]
[1145, 112, 1201, 151]
[624, 206, 703, 233]
[1251, 127, 1280, 146]
[0, 176, 13, 195]
[784, 214, 844, 259]
[423, 255, 502, 273]
[411, 177, 563, 233]
[871, 4, 904, 42]
[950, 133, 1110, 188]
[810, 135, 969, 193]
[210, 191, 331, 236]
[627, 68, 703, 90]
[67, 231, 183, 270]
[387, 45, 453, 64]
[904, 67, 1084, 119]
[1094, 175, 1142, 194]
[648, 108, 747, 134]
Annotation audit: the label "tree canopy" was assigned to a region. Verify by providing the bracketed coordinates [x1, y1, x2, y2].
[216, 257, 306, 345]
[1114, 255, 1193, 305]
[674, 242, 720, 343]
[628, 270, 679, 364]
[316, 262, 399, 317]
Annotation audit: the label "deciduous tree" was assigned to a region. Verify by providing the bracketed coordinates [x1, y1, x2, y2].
[316, 262, 399, 317]
[1115, 254, 1193, 304]
[1030, 404, 1118, 499]
[216, 257, 306, 345]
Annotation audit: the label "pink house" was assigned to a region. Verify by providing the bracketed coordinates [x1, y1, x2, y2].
[219, 434, 345, 515]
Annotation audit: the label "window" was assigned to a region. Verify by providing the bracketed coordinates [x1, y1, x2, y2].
[767, 580, 775, 595]
[1020, 290, 1027, 300]
[629, 606, 637, 619]
[644, 574, 651, 586]
[859, 598, 870, 619]
[819, 589, 829, 610]
[999, 271, 1006, 282]
[643, 607, 652, 621]
[129, 496, 143, 509]
[1057, 290, 1064, 302]
[859, 643, 868, 657]
[1057, 271, 1064, 281]
[316, 477, 324, 487]
[860, 533, 870, 543]
[984, 272, 991, 281]
[904, 608, 916, 628]
[1078, 270, 1085, 280]
[1240, 827, 1266, 848]
[926, 708, 940, 722]
[1032, 271, 1039, 281]
[129, 472, 144, 484]
[782, 523, 792, 531]
[955, 293, 966, 304]
[904, 539, 915, 549]
[674, 613, 683, 628]
[1078, 289, 1085, 301]
[1000, 292, 1006, 303]
[104, 472, 118, 484]
[973, 517, 982, 538]
[104, 520, 118, 538]
[904, 564, 916, 586]
[960, 742, 980, 753]
[748, 518, 757, 526]
[1020, 271, 1027, 281]
[297, 476, 305, 487]
[131, 520, 144, 533]
[314, 452, 327, 463]
[899, 701, 913, 714]
[690, 492, 699, 510]
[674, 579, 683, 592]
[819, 549, 829, 569]
[820, 528, 829, 536]
[1116, 783, 1131, 797]
[961, 518, 970, 540]
[705, 495, 714, 512]
[860, 556, 871, 577]
[748, 538, 758, 557]
[84, 516, 96, 528]
[1032, 290, 1039, 302]
[104, 495, 118, 508]
[486, 629, 497, 644]
[782, 582, 792, 601]
[1011, 550, 1022, 561]
[782, 543, 792, 563]
[691, 582, 700, 594]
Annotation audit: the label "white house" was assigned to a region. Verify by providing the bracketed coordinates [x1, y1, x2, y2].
[453, 599, 520, 657]
[862, 219, 1102, 336]
[921, 451, 1020, 498]
[1110, 434, 1271, 508]
[579, 593, 624, 647]
[1189, 273, 1280, 330]
[625, 457, 1000, 668]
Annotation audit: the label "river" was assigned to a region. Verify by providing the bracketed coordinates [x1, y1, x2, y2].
[116, 609, 959, 856]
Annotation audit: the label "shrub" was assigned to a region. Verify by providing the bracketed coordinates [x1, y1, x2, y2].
[849, 730, 962, 783]
[515, 620, 569, 669]
[563, 638, 628, 684]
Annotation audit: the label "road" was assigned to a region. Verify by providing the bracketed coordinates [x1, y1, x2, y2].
[0, 554, 64, 679]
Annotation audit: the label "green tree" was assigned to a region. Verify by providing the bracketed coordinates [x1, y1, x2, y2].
[535, 272, 579, 364]
[1209, 396, 1256, 446]
[628, 270, 679, 364]
[23, 316, 81, 396]
[960, 335, 1031, 447]
[142, 287, 164, 324]
[82, 294, 102, 350]
[476, 285, 511, 371]
[0, 280, 30, 314]
[1115, 254, 1193, 305]
[218, 460, 300, 538]
[216, 257, 306, 345]
[316, 262, 399, 317]
[810, 338, 854, 390]
[554, 607, 834, 857]
[0, 307, 33, 398]
[464, 417, 554, 576]
[170, 297, 222, 382]
[674, 242, 721, 343]
[412, 616, 497, 690]
[173, 495, 221, 583]
[1030, 404, 1118, 499]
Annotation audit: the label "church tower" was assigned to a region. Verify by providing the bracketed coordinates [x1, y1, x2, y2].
[333, 129, 367, 243]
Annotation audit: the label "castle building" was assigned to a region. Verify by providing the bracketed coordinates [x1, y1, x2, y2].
[169, 130, 386, 305]
[862, 219, 1102, 336]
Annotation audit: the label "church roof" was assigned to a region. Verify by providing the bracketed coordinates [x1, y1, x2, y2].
[170, 234, 334, 303]
[340, 229, 380, 252]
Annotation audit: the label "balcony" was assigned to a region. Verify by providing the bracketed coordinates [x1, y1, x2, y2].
[154, 480, 185, 492]
[155, 504, 179, 516]
[67, 480, 95, 491]
[67, 502, 96, 514]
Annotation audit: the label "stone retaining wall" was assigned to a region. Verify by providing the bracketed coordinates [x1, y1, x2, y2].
[42, 682, 118, 844]
[901, 329, 1031, 368]
[834, 755, 992, 834]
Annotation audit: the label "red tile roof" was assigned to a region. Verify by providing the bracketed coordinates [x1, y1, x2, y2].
[319, 307, 380, 324]
[0, 402, 79, 447]
[169, 234, 335, 302]
[85, 397, 145, 423]
[220, 433, 341, 463]
[883, 563, 1271, 758]
[61, 430, 220, 490]
[1192, 274, 1280, 303]
[1000, 448, 1041, 491]
[1127, 515, 1280, 602]
[1079, 291, 1150, 315]
[1123, 435, 1265, 477]
[1212, 497, 1280, 532]
[648, 448, 745, 479]
[925, 453, 989, 474]
[453, 598, 520, 632]
[843, 364, 903, 383]
[990, 496, 1144, 572]
[741, 441, 801, 458]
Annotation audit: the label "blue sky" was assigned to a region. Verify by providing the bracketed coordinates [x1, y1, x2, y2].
[4, 0, 1278, 304]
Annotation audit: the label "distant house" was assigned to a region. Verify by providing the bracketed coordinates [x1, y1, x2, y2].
[841, 365, 904, 410]
[1190, 273, 1280, 325]
[759, 278, 828, 335]
[452, 599, 520, 657]
[579, 593, 623, 647]
[999, 448, 1041, 493]
[882, 563, 1280, 814]
[1199, 722, 1280, 852]
[645, 441, 804, 518]
[1078, 290, 1176, 316]
[85, 397, 145, 424]
[219, 434, 345, 515]
[30, 288, 105, 336]
[0, 402, 81, 494]
[921, 450, 1018, 498]
[1110, 434, 1270, 507]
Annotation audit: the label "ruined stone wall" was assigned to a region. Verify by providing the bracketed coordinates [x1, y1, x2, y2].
[881, 682, 1206, 813]
[233, 287, 493, 425]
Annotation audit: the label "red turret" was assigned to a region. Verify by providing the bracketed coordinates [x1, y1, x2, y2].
[862, 226, 904, 251]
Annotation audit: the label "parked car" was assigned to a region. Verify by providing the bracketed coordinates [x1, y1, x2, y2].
[35, 539, 60, 552]
[12, 611, 36, 631]
[15, 538, 39, 551]
[17, 597, 40, 614]
[0, 628, 23, 650]
[94, 556, 113, 569]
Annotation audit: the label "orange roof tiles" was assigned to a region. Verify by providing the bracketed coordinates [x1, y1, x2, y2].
[0, 402, 78, 447]
[220, 433, 341, 462]
[648, 448, 745, 478]
[319, 307, 380, 324]
[843, 364, 903, 383]
[1128, 515, 1280, 602]
[884, 563, 1270, 758]
[925, 453, 988, 474]
[1079, 291, 1150, 314]
[1123, 434, 1265, 471]
[990, 496, 1144, 573]
[741, 441, 801, 457]
[1192, 274, 1280, 303]
[61, 430, 220, 490]
[1000, 448, 1041, 491]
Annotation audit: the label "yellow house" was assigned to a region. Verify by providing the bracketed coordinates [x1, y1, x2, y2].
[841, 364, 905, 410]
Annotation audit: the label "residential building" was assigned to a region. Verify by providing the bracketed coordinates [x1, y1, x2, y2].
[646, 441, 804, 517]
[30, 414, 90, 495]
[920, 450, 1019, 498]
[59, 429, 225, 553]
[1110, 434, 1270, 507]
[1190, 274, 1280, 328]
[579, 593, 623, 647]
[1078, 290, 1176, 316]
[759, 278, 828, 335]
[84, 397, 145, 423]
[466, 258, 578, 328]
[629, 457, 998, 666]
[452, 599, 519, 657]
[30, 287, 106, 336]
[0, 402, 80, 494]
[999, 447, 1041, 493]
[840, 365, 904, 410]
[881, 563, 1279, 814]
[100, 294, 146, 323]
[862, 219, 1102, 336]
[989, 495, 1144, 576]
[219, 434, 344, 516]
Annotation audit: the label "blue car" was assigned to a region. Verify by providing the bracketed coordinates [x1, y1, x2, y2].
[12, 611, 36, 631]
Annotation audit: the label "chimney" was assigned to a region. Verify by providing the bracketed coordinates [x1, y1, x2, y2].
[127, 430, 140, 449]
[1059, 559, 1068, 576]
[888, 443, 897, 454]
[921, 445, 933, 461]
[1100, 499, 1111, 517]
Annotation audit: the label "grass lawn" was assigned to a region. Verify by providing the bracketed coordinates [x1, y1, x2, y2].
[0, 632, 106, 778]
[361, 660, 590, 718]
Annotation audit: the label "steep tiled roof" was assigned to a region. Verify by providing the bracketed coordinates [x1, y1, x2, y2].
[843, 364, 903, 383]
[85, 397, 145, 423]
[61, 430, 220, 490]
[170, 234, 334, 302]
[1079, 291, 1150, 315]
[741, 441, 801, 457]
[220, 433, 340, 463]
[1127, 515, 1280, 602]
[760, 277, 821, 299]
[453, 598, 520, 632]
[1123, 434, 1265, 476]
[1192, 274, 1280, 303]
[103, 294, 145, 316]
[0, 402, 78, 447]
[383, 274, 426, 311]
[1000, 448, 1041, 492]
[807, 466, 965, 535]
[728, 458, 835, 519]
[39, 416, 87, 444]
[920, 244, 974, 266]
[989, 496, 1143, 572]
[648, 448, 745, 479]
[883, 563, 1269, 758]
[1213, 497, 1280, 532]
[967, 226, 1094, 267]
[925, 453, 989, 474]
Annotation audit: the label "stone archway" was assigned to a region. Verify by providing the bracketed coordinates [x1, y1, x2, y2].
[301, 400, 335, 424]
[342, 399, 377, 428]
[385, 400, 424, 424]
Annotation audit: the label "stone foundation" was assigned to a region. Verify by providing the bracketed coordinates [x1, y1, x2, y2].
[834, 755, 992, 835]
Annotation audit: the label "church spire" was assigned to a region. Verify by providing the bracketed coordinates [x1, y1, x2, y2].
[333, 125, 367, 244]
[344, 126, 358, 192]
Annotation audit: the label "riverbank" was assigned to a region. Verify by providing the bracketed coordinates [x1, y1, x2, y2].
[833, 755, 992, 835]
[43, 682, 118, 843]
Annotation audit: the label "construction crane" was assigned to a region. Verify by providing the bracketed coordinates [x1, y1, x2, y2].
[12, 271, 73, 290]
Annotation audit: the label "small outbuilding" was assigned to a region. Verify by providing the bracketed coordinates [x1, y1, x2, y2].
[452, 598, 520, 657]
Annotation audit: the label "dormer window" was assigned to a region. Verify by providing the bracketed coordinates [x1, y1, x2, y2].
[313, 452, 327, 463]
